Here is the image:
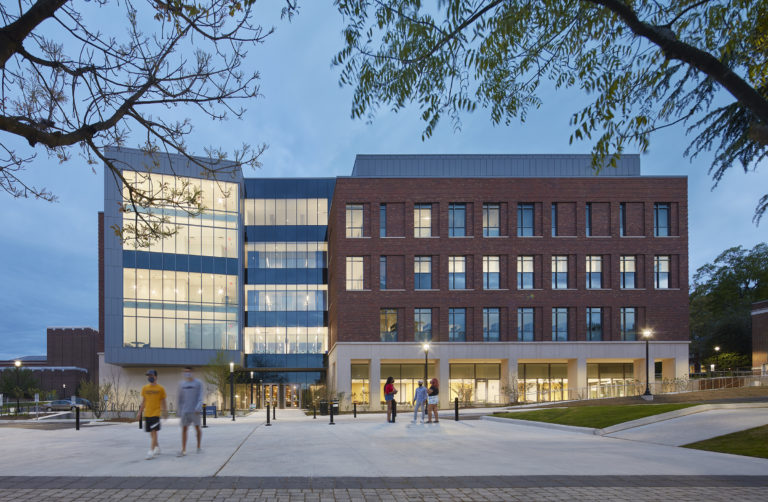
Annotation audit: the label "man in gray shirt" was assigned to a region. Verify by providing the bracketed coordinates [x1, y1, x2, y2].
[412, 380, 428, 423]
[176, 366, 204, 456]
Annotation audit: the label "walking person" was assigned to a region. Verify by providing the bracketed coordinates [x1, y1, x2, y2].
[412, 380, 428, 423]
[138, 369, 167, 460]
[176, 366, 204, 457]
[384, 376, 398, 423]
[426, 378, 439, 423]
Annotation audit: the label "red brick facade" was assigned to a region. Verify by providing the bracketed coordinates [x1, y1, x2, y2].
[328, 177, 688, 348]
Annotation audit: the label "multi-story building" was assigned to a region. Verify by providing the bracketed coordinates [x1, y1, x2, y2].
[101, 149, 689, 410]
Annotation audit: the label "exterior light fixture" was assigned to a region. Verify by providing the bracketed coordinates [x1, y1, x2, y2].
[642, 329, 653, 397]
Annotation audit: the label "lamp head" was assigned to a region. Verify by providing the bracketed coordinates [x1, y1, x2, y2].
[642, 329, 652, 339]
[229, 362, 234, 373]
[714, 346, 720, 352]
[423, 343, 430, 351]
[14, 360, 21, 367]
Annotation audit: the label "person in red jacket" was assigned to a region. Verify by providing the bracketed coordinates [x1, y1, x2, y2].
[384, 376, 398, 423]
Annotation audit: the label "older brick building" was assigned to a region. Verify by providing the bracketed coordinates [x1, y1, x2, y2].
[327, 155, 689, 408]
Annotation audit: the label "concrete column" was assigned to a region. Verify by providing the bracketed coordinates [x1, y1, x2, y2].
[335, 353, 352, 409]
[369, 357, 381, 410]
[567, 358, 587, 400]
[501, 358, 519, 403]
[438, 357, 450, 409]
[633, 355, 656, 390]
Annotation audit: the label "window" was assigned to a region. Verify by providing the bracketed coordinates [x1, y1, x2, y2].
[346, 204, 363, 238]
[380, 256, 387, 289]
[379, 204, 387, 237]
[517, 307, 534, 341]
[586, 255, 602, 289]
[483, 203, 500, 237]
[517, 256, 534, 289]
[654, 255, 670, 289]
[619, 203, 626, 237]
[585, 202, 592, 236]
[449, 308, 466, 341]
[449, 203, 466, 237]
[449, 256, 466, 289]
[552, 256, 568, 289]
[586, 307, 602, 341]
[414, 204, 432, 237]
[620, 256, 636, 289]
[654, 203, 670, 236]
[551, 203, 558, 236]
[380, 309, 398, 342]
[414, 308, 432, 342]
[483, 256, 500, 290]
[517, 203, 534, 236]
[620, 307, 637, 341]
[346, 257, 364, 290]
[483, 308, 500, 341]
[414, 256, 432, 290]
[552, 308, 568, 341]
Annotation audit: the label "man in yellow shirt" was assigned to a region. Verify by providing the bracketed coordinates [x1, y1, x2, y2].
[138, 369, 167, 460]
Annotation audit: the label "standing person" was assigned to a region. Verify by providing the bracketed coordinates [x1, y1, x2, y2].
[426, 378, 439, 423]
[138, 369, 167, 460]
[384, 376, 398, 423]
[176, 366, 204, 457]
[412, 380, 428, 423]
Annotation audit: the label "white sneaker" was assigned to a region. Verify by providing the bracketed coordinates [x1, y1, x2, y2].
[153, 446, 161, 457]
[176, 450, 186, 457]
[411, 419, 416, 423]
[146, 450, 154, 460]
[196, 447, 202, 454]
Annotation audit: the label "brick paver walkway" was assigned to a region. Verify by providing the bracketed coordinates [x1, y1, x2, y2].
[1, 476, 767, 501]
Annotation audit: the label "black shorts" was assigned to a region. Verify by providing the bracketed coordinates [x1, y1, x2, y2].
[144, 416, 161, 432]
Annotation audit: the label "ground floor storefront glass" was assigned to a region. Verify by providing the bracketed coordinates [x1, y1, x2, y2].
[351, 363, 369, 404]
[449, 363, 502, 405]
[587, 363, 638, 398]
[517, 363, 568, 403]
[380, 363, 437, 405]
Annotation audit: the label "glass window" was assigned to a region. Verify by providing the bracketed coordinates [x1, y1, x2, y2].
[449, 203, 466, 237]
[483, 203, 500, 237]
[380, 204, 387, 237]
[414, 204, 432, 237]
[449, 256, 466, 290]
[551, 203, 558, 236]
[517, 203, 534, 236]
[654, 203, 670, 236]
[346, 204, 364, 238]
[654, 255, 670, 289]
[620, 307, 637, 341]
[380, 256, 387, 289]
[552, 255, 568, 289]
[414, 308, 432, 342]
[414, 256, 432, 290]
[483, 256, 500, 290]
[449, 308, 466, 341]
[517, 307, 534, 341]
[586, 307, 602, 341]
[620, 203, 626, 237]
[483, 308, 500, 341]
[586, 255, 602, 289]
[380, 309, 398, 342]
[517, 256, 534, 289]
[552, 308, 568, 341]
[586, 203, 592, 236]
[620, 256, 636, 289]
[346, 257, 364, 290]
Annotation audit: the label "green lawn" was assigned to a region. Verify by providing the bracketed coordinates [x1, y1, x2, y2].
[492, 403, 697, 429]
[684, 425, 768, 459]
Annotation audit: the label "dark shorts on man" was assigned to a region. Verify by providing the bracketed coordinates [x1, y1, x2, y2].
[181, 412, 201, 427]
[144, 416, 161, 432]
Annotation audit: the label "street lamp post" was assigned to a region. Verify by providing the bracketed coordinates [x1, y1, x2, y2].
[62, 383, 66, 399]
[14, 360, 21, 414]
[229, 362, 235, 421]
[258, 379, 262, 409]
[714, 346, 721, 373]
[642, 329, 653, 396]
[250, 371, 254, 407]
[422, 343, 430, 385]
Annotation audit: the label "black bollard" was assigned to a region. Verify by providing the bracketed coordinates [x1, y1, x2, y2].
[353, 402, 357, 418]
[392, 400, 397, 423]
[313, 404, 317, 419]
[214, 406, 218, 419]
[75, 406, 80, 431]
[454, 397, 459, 421]
[329, 401, 335, 425]
[266, 403, 271, 426]
[272, 403, 276, 420]
[202, 405, 208, 428]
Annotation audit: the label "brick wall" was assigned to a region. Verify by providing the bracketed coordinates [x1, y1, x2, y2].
[328, 176, 689, 347]
[47, 328, 99, 382]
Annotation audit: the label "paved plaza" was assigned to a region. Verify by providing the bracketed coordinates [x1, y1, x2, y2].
[0, 407, 767, 500]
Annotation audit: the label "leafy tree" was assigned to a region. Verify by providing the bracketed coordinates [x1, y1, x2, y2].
[0, 0, 277, 242]
[202, 350, 240, 410]
[690, 243, 768, 367]
[333, 0, 768, 222]
[79, 378, 112, 418]
[0, 368, 39, 398]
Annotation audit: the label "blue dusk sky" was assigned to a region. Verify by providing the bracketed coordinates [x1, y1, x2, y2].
[0, 2, 766, 359]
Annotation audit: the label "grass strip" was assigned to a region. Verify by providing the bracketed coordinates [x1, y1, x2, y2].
[492, 403, 697, 429]
[683, 425, 768, 459]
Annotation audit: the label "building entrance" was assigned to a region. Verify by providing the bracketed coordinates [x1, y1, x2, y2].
[260, 383, 302, 409]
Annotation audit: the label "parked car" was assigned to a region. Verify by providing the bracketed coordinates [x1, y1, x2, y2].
[45, 398, 92, 411]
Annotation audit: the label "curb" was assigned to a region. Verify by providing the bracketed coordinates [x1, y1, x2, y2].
[480, 415, 597, 434]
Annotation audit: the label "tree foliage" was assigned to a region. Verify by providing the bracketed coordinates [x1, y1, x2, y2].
[333, 0, 768, 222]
[690, 243, 768, 361]
[202, 350, 239, 408]
[0, 0, 275, 241]
[0, 368, 40, 398]
[79, 378, 111, 418]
